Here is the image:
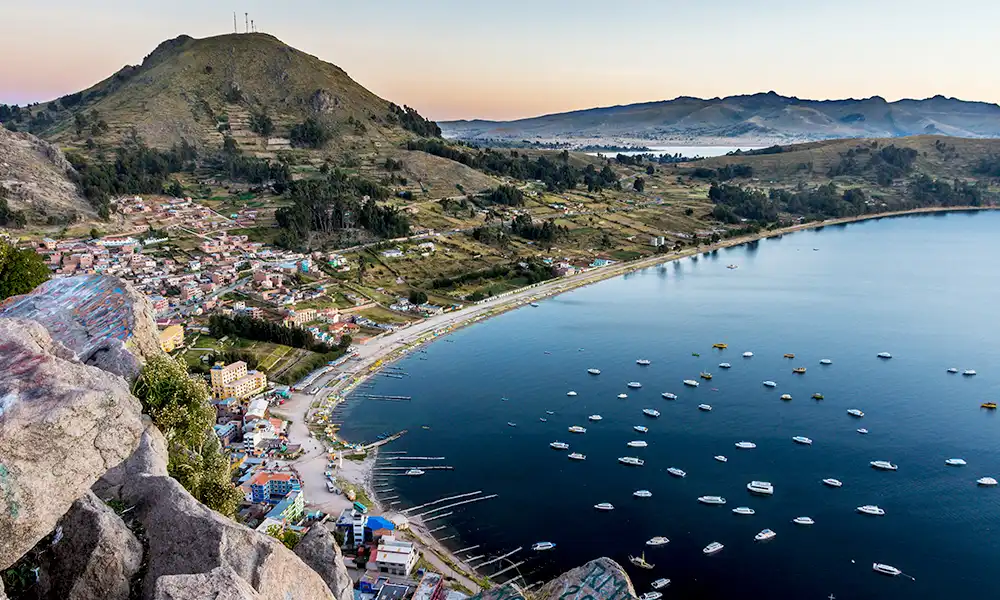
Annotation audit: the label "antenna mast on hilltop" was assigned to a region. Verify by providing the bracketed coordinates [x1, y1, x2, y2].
[233, 12, 237, 33]
[245, 12, 249, 33]
[251, 19, 255, 33]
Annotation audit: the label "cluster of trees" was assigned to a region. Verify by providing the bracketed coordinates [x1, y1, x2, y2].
[909, 175, 985, 207]
[0, 192, 27, 228]
[408, 290, 428, 304]
[73, 110, 109, 137]
[290, 116, 331, 148]
[249, 112, 274, 136]
[828, 144, 918, 185]
[208, 313, 334, 354]
[709, 182, 873, 222]
[582, 163, 620, 192]
[208, 137, 291, 192]
[388, 103, 441, 137]
[0, 242, 50, 301]
[510, 214, 566, 242]
[729, 145, 785, 156]
[614, 152, 694, 165]
[690, 164, 754, 181]
[972, 156, 1000, 177]
[482, 184, 524, 206]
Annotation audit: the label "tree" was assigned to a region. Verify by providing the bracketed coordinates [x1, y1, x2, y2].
[266, 525, 302, 550]
[290, 117, 330, 149]
[338, 334, 352, 350]
[646, 165, 655, 175]
[408, 290, 428, 305]
[633, 177, 645, 193]
[249, 112, 274, 136]
[0, 242, 50, 301]
[89, 227, 102, 239]
[167, 179, 184, 198]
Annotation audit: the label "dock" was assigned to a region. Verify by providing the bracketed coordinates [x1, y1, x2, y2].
[423, 511, 453, 523]
[413, 494, 498, 519]
[360, 430, 407, 451]
[373, 466, 454, 471]
[475, 547, 522, 568]
[403, 491, 482, 514]
[491, 560, 526, 578]
[384, 456, 446, 461]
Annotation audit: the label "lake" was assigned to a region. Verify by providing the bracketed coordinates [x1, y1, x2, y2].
[586, 146, 763, 158]
[339, 210, 1000, 599]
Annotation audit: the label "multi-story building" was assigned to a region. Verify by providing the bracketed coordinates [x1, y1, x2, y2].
[210, 361, 267, 399]
[248, 471, 300, 504]
[265, 490, 304, 524]
[369, 536, 418, 576]
[158, 324, 184, 353]
[283, 308, 316, 327]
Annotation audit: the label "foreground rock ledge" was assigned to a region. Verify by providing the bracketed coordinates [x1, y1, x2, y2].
[471, 558, 637, 600]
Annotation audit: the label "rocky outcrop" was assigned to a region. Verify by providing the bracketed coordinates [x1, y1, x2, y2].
[0, 318, 144, 570]
[93, 419, 169, 501]
[36, 491, 143, 600]
[472, 558, 637, 600]
[0, 126, 93, 222]
[293, 525, 354, 600]
[0, 275, 163, 379]
[153, 567, 261, 600]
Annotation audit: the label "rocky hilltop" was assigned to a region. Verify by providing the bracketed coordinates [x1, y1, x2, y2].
[0, 126, 93, 222]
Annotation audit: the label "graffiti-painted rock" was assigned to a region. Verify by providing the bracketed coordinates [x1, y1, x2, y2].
[0, 319, 144, 570]
[293, 525, 355, 600]
[471, 557, 637, 600]
[0, 275, 162, 379]
[153, 566, 262, 600]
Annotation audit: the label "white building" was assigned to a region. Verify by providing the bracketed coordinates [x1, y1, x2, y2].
[370, 536, 418, 576]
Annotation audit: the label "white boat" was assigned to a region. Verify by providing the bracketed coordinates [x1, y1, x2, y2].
[698, 495, 727, 505]
[546, 410, 555, 415]
[568, 452, 586, 461]
[964, 369, 977, 376]
[763, 380, 777, 388]
[873, 563, 902, 576]
[634, 425, 649, 433]
[568, 425, 587, 434]
[792, 436, 813, 445]
[507, 422, 517, 427]
[780, 394, 792, 401]
[405, 469, 425, 476]
[822, 478, 843, 487]
[567, 391, 578, 397]
[587, 368, 601, 375]
[532, 541, 556, 551]
[627, 440, 648, 448]
[747, 480, 774, 495]
[646, 536, 670, 547]
[618, 393, 629, 399]
[703, 541, 724, 555]
[643, 409, 660, 418]
[870, 460, 898, 471]
[977, 477, 998, 486]
[651, 578, 671, 589]
[539, 417, 548, 422]
[945, 458, 967, 466]
[629, 553, 654, 569]
[754, 529, 776, 541]
[719, 362, 732, 369]
[639, 593, 662, 600]
[857, 505, 885, 516]
[628, 381, 643, 389]
[588, 414, 603, 421]
[636, 359, 651, 366]
[820, 358, 833, 365]
[529, 302, 539, 307]
[735, 441, 757, 449]
[857, 428, 869, 434]
[743, 351, 754, 358]
[549, 441, 569, 450]
[634, 489, 653, 498]
[619, 456, 644, 466]
[714, 455, 728, 462]
[594, 502, 614, 511]
[847, 408, 865, 418]
[698, 404, 712, 411]
[667, 467, 686, 478]
[661, 392, 677, 400]
[732, 506, 755, 515]
[947, 367, 958, 373]
[683, 379, 700, 387]
[792, 516, 814, 525]
[877, 352, 892, 359]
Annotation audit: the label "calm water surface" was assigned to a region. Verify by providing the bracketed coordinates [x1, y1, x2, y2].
[586, 146, 762, 158]
[340, 211, 1000, 599]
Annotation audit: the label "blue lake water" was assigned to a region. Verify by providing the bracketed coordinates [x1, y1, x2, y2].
[339, 211, 1000, 599]
[585, 146, 762, 158]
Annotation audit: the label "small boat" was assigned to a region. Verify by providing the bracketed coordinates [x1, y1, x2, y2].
[812, 393, 824, 400]
[754, 529, 776, 542]
[714, 455, 728, 462]
[792, 436, 813, 445]
[539, 418, 548, 422]
[667, 467, 686, 478]
[783, 353, 795, 359]
[587, 368, 601, 375]
[977, 477, 998, 486]
[820, 358, 833, 365]
[870, 460, 898, 471]
[792, 367, 806, 374]
[618, 393, 629, 399]
[594, 502, 615, 511]
[567, 391, 578, 397]
[877, 352, 892, 359]
[634, 425, 649, 433]
[763, 380, 777, 388]
[546, 410, 555, 415]
[532, 541, 555, 551]
[792, 517, 814, 525]
[945, 458, 967, 466]
[568, 452, 586, 461]
[698, 404, 713, 411]
[643, 409, 660, 418]
[982, 402, 998, 409]
[947, 367, 958, 373]
[651, 578, 671, 589]
[713, 343, 728, 349]
[530, 302, 539, 307]
[619, 456, 644, 466]
[732, 506, 755, 515]
[873, 563, 902, 577]
[780, 394, 792, 401]
[628, 381, 643, 389]
[698, 495, 727, 505]
[661, 392, 677, 400]
[747, 480, 774, 495]
[857, 428, 869, 434]
[822, 478, 843, 487]
[629, 553, 654, 569]
[857, 505, 886, 516]
[719, 362, 732, 369]
[636, 359, 651, 366]
[646, 537, 670, 547]
[963, 369, 977, 376]
[501, 397, 509, 402]
[549, 441, 569, 450]
[543, 351, 551, 355]
[640, 593, 662, 600]
[735, 441, 757, 449]
[405, 469, 425, 476]
[507, 422, 517, 427]
[848, 408, 865, 418]
[703, 542, 724, 555]
[743, 351, 754, 358]
[588, 414, 603, 421]
[627, 440, 648, 448]
[691, 352, 700, 357]
[633, 489, 653, 498]
[683, 379, 700, 387]
[568, 425, 587, 434]
[700, 372, 713, 380]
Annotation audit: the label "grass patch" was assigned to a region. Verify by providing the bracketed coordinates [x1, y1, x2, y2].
[610, 250, 643, 261]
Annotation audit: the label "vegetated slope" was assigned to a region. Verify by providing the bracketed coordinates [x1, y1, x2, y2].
[441, 92, 1000, 144]
[0, 126, 93, 223]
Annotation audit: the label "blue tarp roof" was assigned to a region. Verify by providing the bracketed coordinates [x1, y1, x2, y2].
[365, 516, 395, 531]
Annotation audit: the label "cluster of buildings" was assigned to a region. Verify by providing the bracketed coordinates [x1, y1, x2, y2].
[380, 241, 436, 259]
[111, 195, 254, 232]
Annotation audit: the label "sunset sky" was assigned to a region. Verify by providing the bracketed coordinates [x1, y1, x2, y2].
[2, 0, 998, 121]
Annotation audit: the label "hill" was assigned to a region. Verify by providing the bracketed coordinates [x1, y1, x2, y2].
[0, 126, 93, 225]
[440, 92, 1000, 145]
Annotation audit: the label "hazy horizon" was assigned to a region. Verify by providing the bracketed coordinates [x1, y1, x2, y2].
[3, 0, 999, 121]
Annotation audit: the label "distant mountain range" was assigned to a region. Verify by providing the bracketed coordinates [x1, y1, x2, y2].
[440, 92, 1000, 145]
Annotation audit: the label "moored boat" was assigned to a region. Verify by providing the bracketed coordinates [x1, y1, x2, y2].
[587, 368, 601, 375]
[636, 359, 651, 366]
[780, 393, 793, 401]
[629, 553, 654, 569]
[627, 440, 648, 448]
[507, 422, 517, 427]
[698, 404, 713, 411]
[651, 578, 671, 589]
[743, 351, 754, 358]
[566, 391, 578, 397]
[594, 502, 615, 510]
[847, 408, 865, 417]
[735, 441, 757, 449]
[667, 467, 686, 478]
[642, 408, 660, 418]
[646, 536, 670, 547]
[713, 343, 728, 349]
[822, 478, 843, 487]
[639, 593, 661, 600]
[763, 380, 777, 388]
[719, 362, 732, 369]
[700, 372, 713, 380]
[877, 352, 892, 359]
[964, 369, 977, 376]
[947, 367, 958, 373]
[977, 477, 998, 486]
[703, 541, 724, 555]
[870, 460, 898, 471]
[588, 414, 603, 421]
[683, 379, 700, 387]
[945, 458, 967, 466]
[714, 455, 728, 462]
[405, 469, 425, 476]
[568, 425, 587, 433]
[754, 529, 776, 541]
[792, 436, 813, 445]
[549, 441, 569, 450]
[792, 516, 814, 525]
[982, 402, 997, 409]
[568, 452, 586, 461]
[783, 353, 795, 359]
[812, 393, 824, 399]
[532, 541, 556, 551]
[857, 504, 886, 516]
[618, 393, 629, 399]
[747, 480, 774, 495]
[634, 425, 649, 433]
[661, 392, 677, 399]
[793, 367, 806, 374]
[628, 381, 643, 389]
[873, 563, 901, 576]
[698, 495, 726, 505]
[857, 428, 869, 434]
[820, 358, 833, 365]
[634, 489, 653, 498]
[732, 506, 755, 515]
[619, 456, 644, 466]
[539, 418, 547, 422]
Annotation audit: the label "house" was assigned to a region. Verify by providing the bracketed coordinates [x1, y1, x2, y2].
[381, 249, 403, 259]
[248, 471, 300, 504]
[210, 361, 268, 400]
[590, 258, 616, 268]
[283, 308, 316, 327]
[412, 572, 444, 600]
[336, 507, 368, 547]
[158, 324, 184, 353]
[364, 515, 396, 541]
[369, 536, 418, 576]
[265, 490, 304, 524]
[213, 421, 239, 446]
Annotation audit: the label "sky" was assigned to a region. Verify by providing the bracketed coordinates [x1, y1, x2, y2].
[2, 0, 998, 121]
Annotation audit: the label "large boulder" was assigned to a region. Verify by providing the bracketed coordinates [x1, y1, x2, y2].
[0, 275, 163, 379]
[471, 558, 637, 600]
[293, 524, 354, 600]
[93, 419, 169, 501]
[0, 319, 144, 570]
[36, 491, 143, 600]
[153, 567, 262, 600]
